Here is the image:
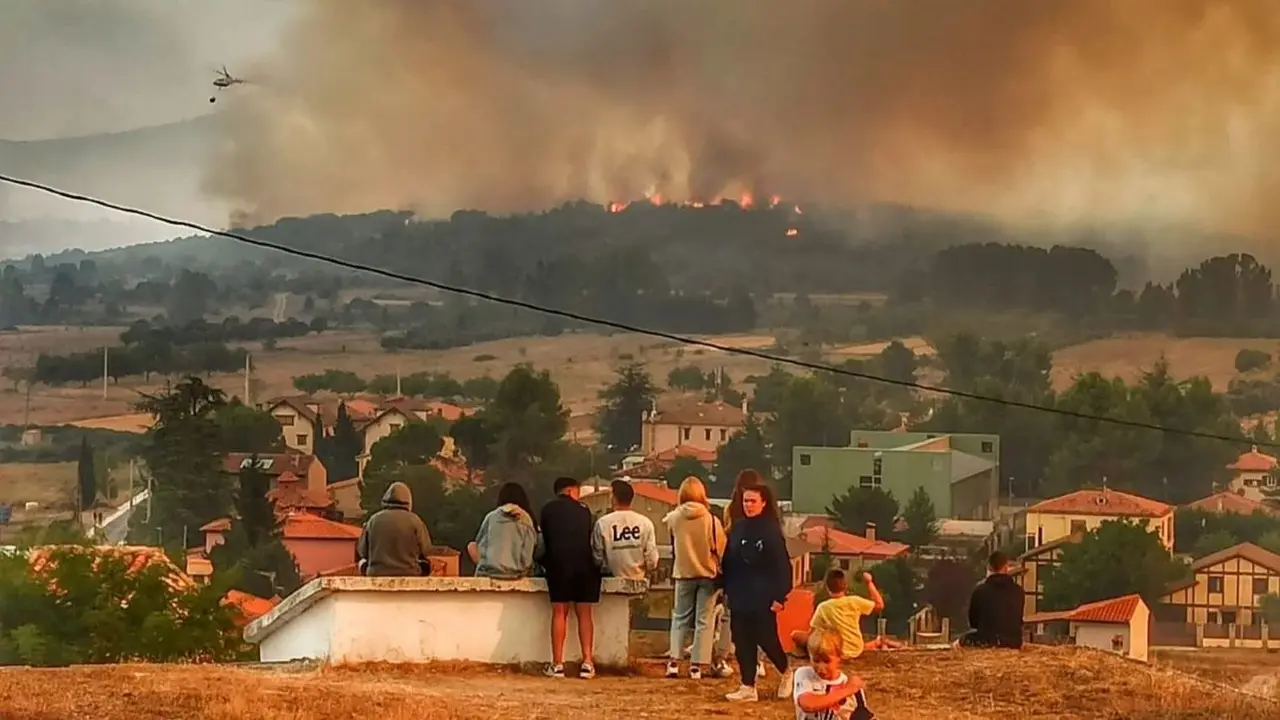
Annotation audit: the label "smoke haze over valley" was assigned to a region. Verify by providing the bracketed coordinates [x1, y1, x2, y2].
[4, 0, 1280, 259]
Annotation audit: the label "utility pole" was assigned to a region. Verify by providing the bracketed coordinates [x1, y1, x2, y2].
[22, 379, 31, 428]
[395, 363, 402, 397]
[243, 351, 252, 405]
[102, 346, 109, 400]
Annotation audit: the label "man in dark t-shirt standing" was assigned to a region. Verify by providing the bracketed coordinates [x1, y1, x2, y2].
[539, 476, 601, 679]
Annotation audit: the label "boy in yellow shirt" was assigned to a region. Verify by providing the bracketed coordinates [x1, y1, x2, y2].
[790, 569, 884, 714]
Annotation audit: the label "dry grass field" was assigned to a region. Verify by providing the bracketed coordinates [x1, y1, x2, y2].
[1152, 648, 1280, 697]
[0, 461, 132, 525]
[1051, 333, 1280, 391]
[4, 323, 1279, 427]
[0, 647, 1270, 719]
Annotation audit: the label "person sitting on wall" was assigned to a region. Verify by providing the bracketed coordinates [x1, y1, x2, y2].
[357, 481, 434, 577]
[957, 551, 1023, 649]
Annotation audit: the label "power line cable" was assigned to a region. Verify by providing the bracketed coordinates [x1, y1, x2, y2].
[0, 171, 1266, 447]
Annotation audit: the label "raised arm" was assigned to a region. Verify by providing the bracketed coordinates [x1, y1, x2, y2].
[642, 519, 659, 571]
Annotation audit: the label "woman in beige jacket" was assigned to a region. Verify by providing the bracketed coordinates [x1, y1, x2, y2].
[662, 476, 726, 679]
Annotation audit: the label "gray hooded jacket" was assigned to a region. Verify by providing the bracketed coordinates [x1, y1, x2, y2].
[473, 503, 539, 579]
[357, 481, 434, 577]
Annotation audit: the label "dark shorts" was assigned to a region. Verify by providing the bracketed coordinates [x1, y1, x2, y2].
[546, 568, 602, 604]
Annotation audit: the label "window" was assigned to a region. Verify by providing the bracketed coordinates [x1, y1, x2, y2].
[872, 458, 883, 476]
[1025, 534, 1037, 552]
[274, 413, 295, 426]
[981, 441, 994, 453]
[1223, 610, 1238, 626]
[1254, 577, 1270, 596]
[858, 475, 878, 489]
[704, 428, 713, 441]
[682, 427, 691, 441]
[1269, 474, 1278, 488]
[296, 433, 309, 447]
[800, 454, 812, 467]
[720, 429, 728, 442]
[389, 423, 402, 432]
[1207, 610, 1221, 625]
[1208, 576, 1224, 593]
[1070, 520, 1087, 534]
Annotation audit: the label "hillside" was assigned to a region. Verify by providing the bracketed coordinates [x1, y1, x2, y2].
[0, 647, 1270, 719]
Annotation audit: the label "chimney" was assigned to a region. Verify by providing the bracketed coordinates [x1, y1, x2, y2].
[865, 522, 877, 542]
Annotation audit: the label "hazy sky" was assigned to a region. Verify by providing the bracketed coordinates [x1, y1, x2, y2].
[0, 0, 295, 140]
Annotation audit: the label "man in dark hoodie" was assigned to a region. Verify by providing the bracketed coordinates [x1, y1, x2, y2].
[539, 476, 600, 680]
[960, 551, 1024, 649]
[357, 481, 434, 577]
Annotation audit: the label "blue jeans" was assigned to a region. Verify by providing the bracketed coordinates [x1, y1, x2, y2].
[669, 578, 717, 664]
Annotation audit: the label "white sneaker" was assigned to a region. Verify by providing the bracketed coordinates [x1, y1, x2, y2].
[756, 662, 766, 679]
[689, 665, 703, 680]
[579, 664, 596, 680]
[711, 662, 734, 679]
[665, 661, 680, 679]
[725, 685, 758, 702]
[776, 667, 795, 700]
[544, 663, 565, 678]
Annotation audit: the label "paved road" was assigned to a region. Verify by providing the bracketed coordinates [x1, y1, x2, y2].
[96, 489, 150, 544]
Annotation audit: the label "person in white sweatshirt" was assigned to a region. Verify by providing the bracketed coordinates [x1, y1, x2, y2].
[592, 480, 659, 581]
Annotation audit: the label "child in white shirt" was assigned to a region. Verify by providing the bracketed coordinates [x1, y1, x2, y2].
[793, 632, 875, 720]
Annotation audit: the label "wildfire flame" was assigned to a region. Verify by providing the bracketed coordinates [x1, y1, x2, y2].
[607, 201, 629, 213]
[769, 195, 782, 209]
[604, 193, 796, 214]
[785, 228, 800, 238]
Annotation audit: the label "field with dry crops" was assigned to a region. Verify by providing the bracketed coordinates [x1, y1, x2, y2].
[3, 324, 1278, 429]
[0, 647, 1272, 720]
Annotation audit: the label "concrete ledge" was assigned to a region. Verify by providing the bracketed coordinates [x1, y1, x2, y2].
[245, 575, 647, 667]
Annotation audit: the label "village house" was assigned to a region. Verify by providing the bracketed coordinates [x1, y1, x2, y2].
[1158, 542, 1280, 642]
[263, 397, 322, 455]
[1225, 446, 1278, 502]
[188, 511, 364, 581]
[1184, 490, 1280, 517]
[797, 519, 911, 572]
[791, 431, 1000, 521]
[222, 452, 336, 517]
[1016, 533, 1081, 617]
[639, 396, 747, 456]
[611, 445, 718, 485]
[1024, 488, 1174, 553]
[1025, 594, 1151, 663]
[355, 398, 469, 478]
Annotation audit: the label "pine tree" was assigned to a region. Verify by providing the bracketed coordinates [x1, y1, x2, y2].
[76, 436, 97, 514]
[235, 459, 275, 548]
[327, 402, 362, 482]
[900, 486, 941, 549]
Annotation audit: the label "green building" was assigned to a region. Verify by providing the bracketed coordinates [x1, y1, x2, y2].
[791, 430, 1000, 520]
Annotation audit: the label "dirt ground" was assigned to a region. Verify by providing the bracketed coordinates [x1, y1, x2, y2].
[0, 647, 1271, 720]
[1152, 648, 1280, 696]
[1051, 333, 1279, 391]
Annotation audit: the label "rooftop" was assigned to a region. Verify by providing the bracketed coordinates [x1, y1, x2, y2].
[1185, 491, 1280, 517]
[645, 396, 747, 427]
[1026, 593, 1145, 625]
[0, 646, 1269, 719]
[1228, 446, 1278, 472]
[1027, 488, 1172, 518]
[798, 525, 910, 558]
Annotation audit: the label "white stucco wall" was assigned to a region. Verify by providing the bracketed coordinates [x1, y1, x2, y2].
[248, 576, 645, 668]
[1074, 623, 1133, 660]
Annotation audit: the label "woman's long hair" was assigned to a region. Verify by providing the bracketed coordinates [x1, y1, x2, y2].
[496, 481, 537, 529]
[679, 476, 711, 507]
[726, 468, 767, 529]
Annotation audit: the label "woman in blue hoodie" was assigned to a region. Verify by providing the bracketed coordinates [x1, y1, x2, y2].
[721, 482, 792, 703]
[468, 482, 539, 580]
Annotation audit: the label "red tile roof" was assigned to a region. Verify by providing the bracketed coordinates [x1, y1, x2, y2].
[222, 452, 315, 477]
[200, 518, 232, 532]
[646, 396, 747, 427]
[282, 511, 362, 540]
[1228, 446, 1279, 472]
[799, 526, 910, 559]
[631, 482, 680, 506]
[1026, 594, 1144, 625]
[28, 545, 195, 593]
[1027, 489, 1172, 518]
[1185, 491, 1280, 517]
[267, 472, 334, 511]
[222, 589, 278, 626]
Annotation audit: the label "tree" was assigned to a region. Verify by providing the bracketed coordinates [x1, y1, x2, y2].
[712, 417, 772, 494]
[1236, 349, 1272, 374]
[899, 487, 940, 549]
[0, 546, 243, 665]
[877, 340, 917, 385]
[361, 463, 448, 526]
[1191, 530, 1239, 559]
[924, 559, 981, 632]
[321, 402, 361, 482]
[1040, 520, 1189, 611]
[365, 422, 444, 477]
[868, 556, 917, 636]
[486, 365, 568, 477]
[665, 455, 709, 489]
[235, 459, 276, 548]
[130, 377, 230, 547]
[668, 365, 707, 391]
[450, 414, 496, 478]
[1258, 530, 1280, 556]
[596, 363, 658, 451]
[827, 487, 898, 540]
[1262, 593, 1280, 625]
[216, 401, 284, 454]
[76, 437, 97, 512]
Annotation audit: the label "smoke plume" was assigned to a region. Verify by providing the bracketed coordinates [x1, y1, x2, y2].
[206, 0, 1280, 237]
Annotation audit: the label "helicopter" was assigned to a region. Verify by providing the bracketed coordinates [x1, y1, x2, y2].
[209, 66, 245, 103]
